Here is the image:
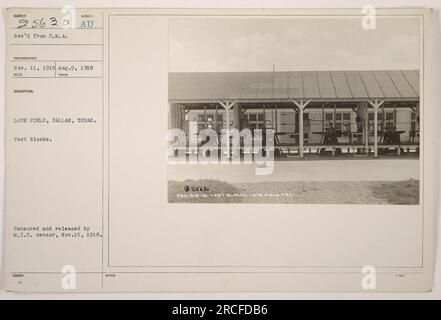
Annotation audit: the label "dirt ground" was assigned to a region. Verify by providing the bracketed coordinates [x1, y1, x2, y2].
[168, 179, 419, 205]
[168, 159, 419, 183]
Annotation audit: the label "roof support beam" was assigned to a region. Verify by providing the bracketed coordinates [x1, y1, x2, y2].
[217, 100, 237, 132]
[292, 99, 311, 158]
[217, 100, 237, 158]
[368, 99, 386, 158]
[218, 99, 237, 110]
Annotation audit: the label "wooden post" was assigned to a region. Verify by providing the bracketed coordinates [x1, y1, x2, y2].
[292, 99, 311, 158]
[233, 103, 241, 130]
[374, 106, 378, 158]
[381, 104, 385, 135]
[369, 99, 385, 158]
[364, 102, 369, 154]
[225, 108, 230, 132]
[181, 105, 186, 130]
[225, 108, 230, 157]
[393, 104, 397, 128]
[272, 107, 275, 128]
[218, 100, 237, 158]
[333, 103, 337, 151]
[333, 103, 337, 124]
[299, 106, 303, 157]
[168, 103, 174, 129]
[215, 104, 218, 132]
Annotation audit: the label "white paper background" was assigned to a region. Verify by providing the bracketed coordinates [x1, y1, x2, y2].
[0, 0, 439, 299]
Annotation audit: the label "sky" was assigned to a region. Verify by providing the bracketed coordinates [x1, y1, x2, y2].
[169, 17, 420, 72]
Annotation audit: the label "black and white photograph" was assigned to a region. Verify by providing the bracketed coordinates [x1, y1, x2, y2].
[167, 17, 421, 204]
[1, 4, 437, 297]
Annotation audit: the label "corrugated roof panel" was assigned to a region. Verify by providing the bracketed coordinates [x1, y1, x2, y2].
[256, 89, 273, 99]
[207, 79, 228, 99]
[240, 92, 258, 99]
[388, 70, 418, 98]
[330, 71, 352, 98]
[402, 70, 420, 96]
[273, 89, 288, 99]
[238, 74, 258, 99]
[246, 73, 260, 90]
[168, 70, 419, 101]
[302, 72, 321, 98]
[256, 90, 273, 99]
[287, 72, 304, 99]
[188, 77, 212, 99]
[273, 72, 288, 98]
[359, 71, 384, 98]
[168, 73, 187, 99]
[344, 72, 368, 98]
[219, 73, 235, 99]
[196, 90, 217, 100]
[273, 72, 288, 88]
[317, 71, 337, 99]
[178, 89, 197, 100]
[256, 72, 274, 99]
[174, 74, 196, 100]
[373, 71, 401, 98]
[215, 75, 235, 99]
[259, 81, 273, 89]
[260, 72, 275, 85]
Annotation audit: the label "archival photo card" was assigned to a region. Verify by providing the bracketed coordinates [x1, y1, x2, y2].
[4, 7, 434, 293]
[167, 17, 421, 205]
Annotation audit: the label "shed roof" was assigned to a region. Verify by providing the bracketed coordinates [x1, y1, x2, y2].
[169, 70, 419, 103]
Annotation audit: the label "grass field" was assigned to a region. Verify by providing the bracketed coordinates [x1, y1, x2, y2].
[168, 179, 419, 205]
